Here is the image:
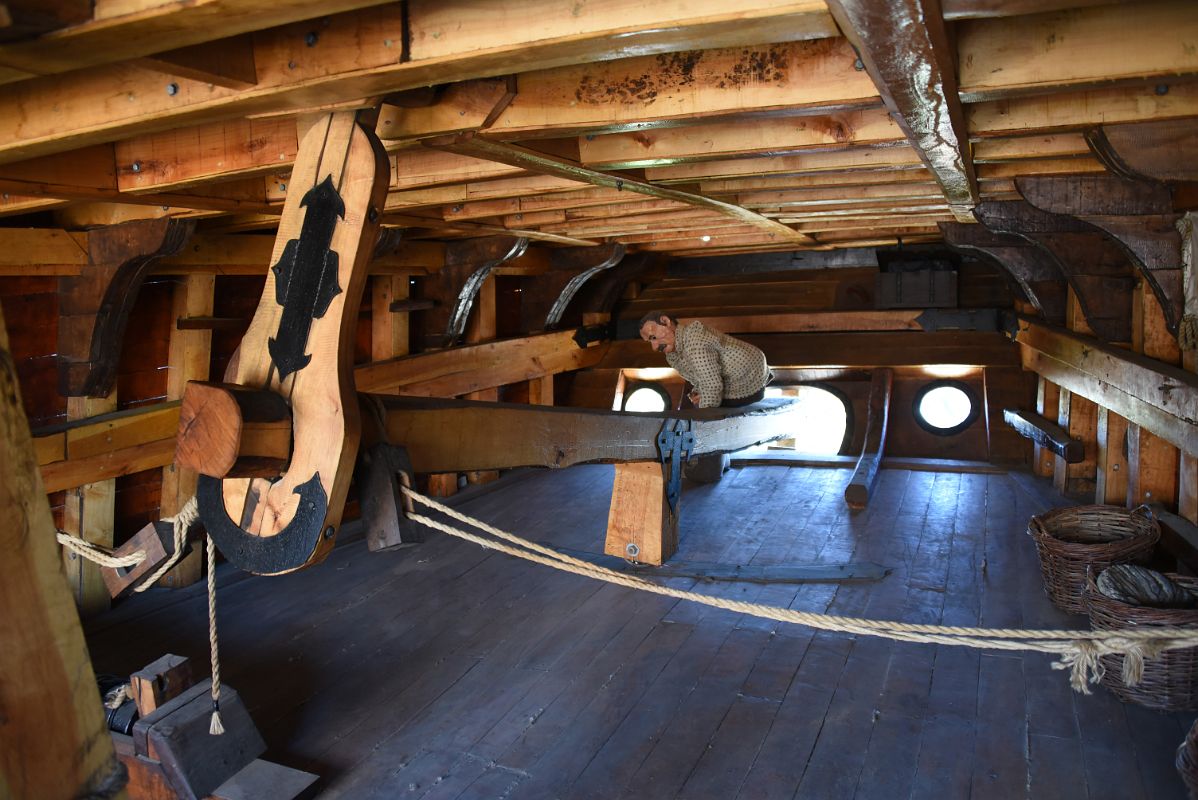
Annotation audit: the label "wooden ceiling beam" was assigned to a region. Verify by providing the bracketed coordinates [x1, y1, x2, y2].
[972, 133, 1092, 163]
[385, 175, 591, 212]
[943, 0, 1131, 20]
[645, 145, 923, 183]
[428, 133, 813, 245]
[700, 168, 932, 195]
[969, 85, 1198, 138]
[579, 108, 906, 170]
[736, 182, 945, 209]
[826, 0, 979, 221]
[975, 157, 1107, 180]
[0, 0, 401, 83]
[957, 0, 1198, 102]
[0, 0, 836, 164]
[480, 37, 879, 140]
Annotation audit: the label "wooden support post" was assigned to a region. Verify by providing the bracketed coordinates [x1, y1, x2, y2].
[1127, 278, 1181, 508]
[463, 273, 499, 486]
[1034, 376, 1060, 478]
[985, 366, 1032, 464]
[1054, 387, 1098, 500]
[605, 461, 678, 566]
[371, 274, 410, 368]
[62, 390, 117, 616]
[160, 273, 212, 589]
[845, 367, 892, 509]
[0, 301, 119, 799]
[1096, 407, 1130, 505]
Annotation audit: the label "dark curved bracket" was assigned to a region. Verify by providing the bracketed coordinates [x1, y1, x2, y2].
[1015, 175, 1184, 335]
[939, 221, 1067, 324]
[57, 217, 195, 397]
[442, 236, 528, 345]
[544, 243, 625, 329]
[197, 473, 328, 575]
[1086, 121, 1198, 184]
[975, 200, 1136, 343]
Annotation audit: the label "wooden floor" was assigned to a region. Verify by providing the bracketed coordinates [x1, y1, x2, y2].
[86, 465, 1196, 799]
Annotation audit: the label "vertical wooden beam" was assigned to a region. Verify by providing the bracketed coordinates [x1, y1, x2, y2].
[1180, 212, 1198, 523]
[158, 274, 213, 589]
[529, 375, 554, 406]
[983, 366, 1030, 464]
[463, 275, 499, 485]
[1054, 387, 1097, 499]
[1127, 279, 1181, 508]
[371, 274, 410, 366]
[845, 367, 892, 509]
[1096, 406, 1129, 505]
[0, 296, 120, 800]
[605, 461, 677, 566]
[62, 390, 116, 615]
[1034, 376, 1060, 478]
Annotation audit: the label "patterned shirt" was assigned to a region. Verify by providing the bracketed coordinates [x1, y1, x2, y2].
[665, 321, 770, 408]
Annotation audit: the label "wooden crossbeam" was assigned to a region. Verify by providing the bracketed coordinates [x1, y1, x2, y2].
[427, 134, 813, 245]
[1002, 409, 1083, 463]
[968, 83, 1198, 138]
[826, 0, 978, 220]
[374, 395, 802, 473]
[645, 145, 924, 183]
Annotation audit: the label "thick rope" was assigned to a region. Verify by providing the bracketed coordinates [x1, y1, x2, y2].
[206, 533, 225, 735]
[56, 533, 145, 568]
[401, 486, 1198, 694]
[103, 683, 131, 710]
[134, 496, 199, 592]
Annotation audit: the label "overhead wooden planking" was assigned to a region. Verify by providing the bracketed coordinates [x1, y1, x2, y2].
[0, 228, 88, 276]
[646, 145, 924, 183]
[825, 0, 978, 220]
[482, 37, 879, 139]
[0, 0, 838, 164]
[386, 174, 592, 211]
[735, 181, 946, 209]
[0, 0, 403, 83]
[578, 108, 906, 169]
[957, 0, 1198, 102]
[699, 168, 933, 195]
[376, 78, 518, 142]
[428, 133, 812, 244]
[975, 157, 1106, 179]
[968, 83, 1198, 138]
[390, 149, 526, 191]
[943, 0, 1133, 19]
[448, 187, 670, 222]
[972, 133, 1091, 162]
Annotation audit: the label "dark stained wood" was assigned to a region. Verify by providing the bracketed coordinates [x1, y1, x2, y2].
[940, 221, 1067, 322]
[57, 218, 194, 397]
[520, 242, 625, 331]
[1002, 408, 1083, 463]
[1016, 174, 1184, 334]
[975, 200, 1136, 342]
[825, 0, 978, 218]
[0, 0, 92, 42]
[845, 367, 892, 509]
[1087, 119, 1198, 183]
[423, 236, 528, 347]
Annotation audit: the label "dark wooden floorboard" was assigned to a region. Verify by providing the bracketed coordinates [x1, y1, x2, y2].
[83, 464, 1194, 800]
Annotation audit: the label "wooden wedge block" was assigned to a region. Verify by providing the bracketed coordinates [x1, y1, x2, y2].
[605, 461, 678, 566]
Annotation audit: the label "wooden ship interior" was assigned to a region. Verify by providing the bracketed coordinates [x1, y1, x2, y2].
[4, 1, 1198, 798]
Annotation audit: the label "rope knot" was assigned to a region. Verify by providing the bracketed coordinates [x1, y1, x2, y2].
[1053, 639, 1105, 694]
[1120, 639, 1167, 687]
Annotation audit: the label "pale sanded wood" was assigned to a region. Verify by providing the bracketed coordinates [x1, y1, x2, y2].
[605, 461, 677, 566]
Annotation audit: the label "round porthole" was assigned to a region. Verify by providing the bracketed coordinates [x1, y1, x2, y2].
[623, 382, 670, 413]
[913, 380, 979, 436]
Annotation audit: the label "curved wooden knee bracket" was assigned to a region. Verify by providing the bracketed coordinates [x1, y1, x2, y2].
[1016, 174, 1184, 335]
[1086, 121, 1198, 183]
[431, 236, 528, 347]
[939, 221, 1067, 324]
[975, 200, 1136, 343]
[520, 242, 625, 331]
[57, 217, 195, 397]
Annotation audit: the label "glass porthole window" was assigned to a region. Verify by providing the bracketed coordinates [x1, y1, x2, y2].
[623, 382, 670, 413]
[914, 380, 978, 435]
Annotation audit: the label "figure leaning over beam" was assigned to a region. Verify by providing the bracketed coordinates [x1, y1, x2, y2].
[638, 310, 773, 408]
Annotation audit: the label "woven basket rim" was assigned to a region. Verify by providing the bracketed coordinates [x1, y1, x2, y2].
[1084, 571, 1198, 626]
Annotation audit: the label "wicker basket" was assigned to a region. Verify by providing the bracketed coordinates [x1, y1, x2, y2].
[1084, 570, 1198, 711]
[1176, 718, 1198, 799]
[1028, 505, 1160, 614]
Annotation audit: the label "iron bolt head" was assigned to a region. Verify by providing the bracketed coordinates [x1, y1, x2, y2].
[166, 83, 179, 96]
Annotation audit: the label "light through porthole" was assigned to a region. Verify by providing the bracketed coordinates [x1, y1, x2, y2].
[744, 385, 849, 455]
[623, 382, 669, 413]
[914, 380, 978, 435]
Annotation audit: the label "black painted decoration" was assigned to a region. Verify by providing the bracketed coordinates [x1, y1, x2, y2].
[268, 174, 345, 381]
[197, 472, 329, 574]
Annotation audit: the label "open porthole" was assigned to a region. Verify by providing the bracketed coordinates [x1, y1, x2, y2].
[913, 380, 979, 436]
[762, 385, 851, 455]
[622, 381, 671, 413]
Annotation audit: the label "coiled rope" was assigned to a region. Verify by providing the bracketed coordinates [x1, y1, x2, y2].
[400, 485, 1198, 695]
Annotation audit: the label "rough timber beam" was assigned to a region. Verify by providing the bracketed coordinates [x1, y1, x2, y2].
[968, 84, 1198, 138]
[1016, 174, 1185, 334]
[0, 0, 837, 164]
[646, 146, 924, 183]
[375, 395, 802, 473]
[428, 133, 813, 246]
[825, 0, 979, 221]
